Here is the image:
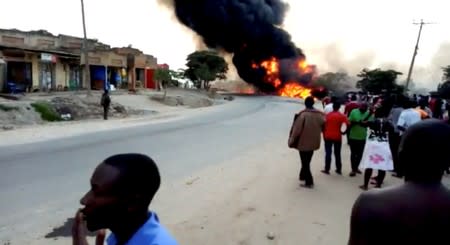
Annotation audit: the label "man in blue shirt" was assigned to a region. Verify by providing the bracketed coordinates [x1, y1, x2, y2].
[72, 153, 178, 245]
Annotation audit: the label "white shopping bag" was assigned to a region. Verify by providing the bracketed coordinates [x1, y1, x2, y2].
[360, 139, 394, 171]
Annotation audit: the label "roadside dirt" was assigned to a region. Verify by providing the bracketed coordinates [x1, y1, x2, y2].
[0, 88, 232, 146]
[0, 88, 227, 132]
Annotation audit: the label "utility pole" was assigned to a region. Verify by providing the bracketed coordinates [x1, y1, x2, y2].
[81, 0, 91, 95]
[405, 19, 434, 91]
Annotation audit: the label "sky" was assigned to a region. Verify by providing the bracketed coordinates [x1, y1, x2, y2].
[1, 0, 449, 89]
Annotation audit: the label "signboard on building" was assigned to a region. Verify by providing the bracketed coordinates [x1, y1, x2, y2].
[41, 53, 56, 63]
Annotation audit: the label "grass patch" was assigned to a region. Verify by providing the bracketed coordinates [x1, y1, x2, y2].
[0, 104, 19, 112]
[31, 102, 61, 122]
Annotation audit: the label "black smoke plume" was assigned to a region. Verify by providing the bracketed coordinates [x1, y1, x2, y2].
[166, 0, 314, 92]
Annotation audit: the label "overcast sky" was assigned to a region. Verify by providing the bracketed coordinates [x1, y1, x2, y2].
[1, 0, 448, 88]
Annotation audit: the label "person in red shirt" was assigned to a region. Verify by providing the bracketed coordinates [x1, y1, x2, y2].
[322, 102, 350, 175]
[345, 94, 360, 116]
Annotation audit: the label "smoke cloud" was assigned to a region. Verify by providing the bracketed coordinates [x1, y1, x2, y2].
[311, 41, 450, 92]
[158, 0, 312, 92]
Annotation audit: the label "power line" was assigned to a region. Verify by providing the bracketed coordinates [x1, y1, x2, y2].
[405, 19, 436, 91]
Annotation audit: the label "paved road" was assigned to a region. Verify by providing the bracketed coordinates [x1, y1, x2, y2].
[0, 96, 303, 243]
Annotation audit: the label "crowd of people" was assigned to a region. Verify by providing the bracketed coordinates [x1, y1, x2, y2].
[289, 92, 450, 189]
[289, 92, 450, 244]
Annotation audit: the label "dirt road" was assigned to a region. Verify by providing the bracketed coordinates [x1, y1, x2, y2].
[155, 135, 405, 245]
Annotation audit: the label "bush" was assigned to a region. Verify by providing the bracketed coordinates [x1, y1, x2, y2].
[0, 104, 19, 111]
[31, 102, 61, 122]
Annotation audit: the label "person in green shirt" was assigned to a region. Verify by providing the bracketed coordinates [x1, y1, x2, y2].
[348, 103, 374, 177]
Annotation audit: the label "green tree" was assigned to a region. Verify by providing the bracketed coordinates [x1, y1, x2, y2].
[153, 68, 171, 90]
[356, 68, 404, 94]
[184, 50, 228, 89]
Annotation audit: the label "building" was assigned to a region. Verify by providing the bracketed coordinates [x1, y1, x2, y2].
[0, 28, 157, 93]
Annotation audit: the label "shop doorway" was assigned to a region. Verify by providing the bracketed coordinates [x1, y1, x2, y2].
[39, 62, 56, 91]
[69, 65, 82, 90]
[90, 65, 106, 90]
[107, 67, 126, 89]
[6, 61, 32, 93]
[136, 68, 145, 88]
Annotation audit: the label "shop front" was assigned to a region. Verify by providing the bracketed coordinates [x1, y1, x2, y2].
[39, 53, 56, 91]
[107, 55, 127, 90]
[82, 51, 128, 91]
[133, 55, 147, 89]
[58, 55, 82, 90]
[1, 48, 33, 93]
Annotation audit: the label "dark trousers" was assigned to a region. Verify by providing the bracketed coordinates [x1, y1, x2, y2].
[363, 169, 386, 187]
[349, 139, 366, 172]
[299, 151, 314, 186]
[103, 106, 109, 120]
[388, 132, 402, 175]
[324, 140, 342, 172]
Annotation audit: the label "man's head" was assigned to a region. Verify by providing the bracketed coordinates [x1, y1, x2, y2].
[402, 98, 414, 109]
[80, 153, 161, 231]
[331, 96, 338, 104]
[419, 98, 428, 109]
[359, 102, 368, 113]
[399, 120, 450, 183]
[333, 101, 341, 111]
[305, 96, 315, 109]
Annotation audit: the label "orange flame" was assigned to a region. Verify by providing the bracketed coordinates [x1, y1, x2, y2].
[279, 83, 312, 99]
[252, 57, 315, 99]
[298, 60, 308, 70]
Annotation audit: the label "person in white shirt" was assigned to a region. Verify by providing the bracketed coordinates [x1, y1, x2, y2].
[397, 99, 421, 135]
[324, 96, 338, 114]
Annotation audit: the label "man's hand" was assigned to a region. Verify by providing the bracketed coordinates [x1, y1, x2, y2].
[72, 209, 106, 245]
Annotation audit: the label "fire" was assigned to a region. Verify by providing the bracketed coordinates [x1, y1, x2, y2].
[298, 60, 308, 70]
[279, 83, 312, 99]
[252, 56, 316, 99]
[240, 87, 256, 94]
[261, 57, 278, 75]
[252, 57, 282, 88]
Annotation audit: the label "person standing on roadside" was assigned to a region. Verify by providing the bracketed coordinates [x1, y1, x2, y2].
[324, 96, 338, 114]
[101, 89, 111, 120]
[289, 96, 325, 188]
[348, 103, 373, 177]
[393, 98, 421, 178]
[321, 101, 349, 175]
[345, 95, 360, 117]
[397, 98, 421, 134]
